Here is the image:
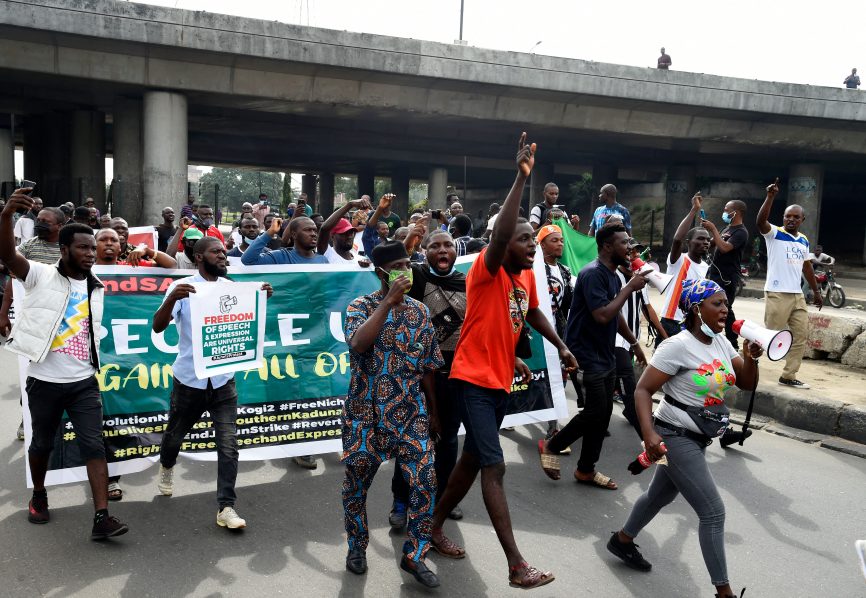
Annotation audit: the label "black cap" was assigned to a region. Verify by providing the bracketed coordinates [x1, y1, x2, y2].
[371, 240, 409, 268]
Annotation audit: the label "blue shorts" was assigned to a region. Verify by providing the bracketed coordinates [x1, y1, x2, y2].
[456, 380, 507, 467]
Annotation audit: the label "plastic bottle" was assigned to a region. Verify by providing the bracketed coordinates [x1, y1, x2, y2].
[627, 442, 668, 475]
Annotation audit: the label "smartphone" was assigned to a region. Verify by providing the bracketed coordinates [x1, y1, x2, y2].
[699, 209, 706, 220]
[431, 209, 442, 220]
[18, 180, 37, 213]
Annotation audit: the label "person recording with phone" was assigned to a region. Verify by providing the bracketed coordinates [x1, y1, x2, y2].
[607, 278, 760, 598]
[362, 194, 398, 257]
[241, 214, 328, 265]
[702, 200, 748, 349]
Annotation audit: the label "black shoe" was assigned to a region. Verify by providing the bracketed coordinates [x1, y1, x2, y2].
[778, 377, 810, 389]
[400, 556, 440, 588]
[720, 429, 752, 448]
[28, 494, 49, 524]
[91, 515, 129, 540]
[388, 501, 407, 529]
[715, 589, 746, 598]
[447, 505, 464, 520]
[606, 531, 651, 572]
[346, 548, 367, 575]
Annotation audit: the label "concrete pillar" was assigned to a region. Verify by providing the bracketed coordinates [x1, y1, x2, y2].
[428, 167, 448, 210]
[528, 162, 554, 216]
[23, 113, 70, 207]
[318, 172, 335, 216]
[787, 164, 823, 246]
[391, 168, 410, 221]
[590, 164, 618, 229]
[663, 165, 696, 249]
[113, 98, 143, 222]
[357, 170, 375, 199]
[142, 91, 187, 226]
[301, 173, 318, 210]
[70, 110, 106, 209]
[0, 120, 14, 198]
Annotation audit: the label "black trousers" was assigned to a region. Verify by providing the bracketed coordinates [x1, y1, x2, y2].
[710, 275, 740, 349]
[615, 347, 643, 440]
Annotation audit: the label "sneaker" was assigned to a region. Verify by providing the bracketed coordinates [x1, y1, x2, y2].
[720, 429, 753, 448]
[217, 506, 246, 529]
[28, 494, 49, 524]
[389, 500, 407, 529]
[293, 455, 318, 470]
[778, 377, 810, 389]
[346, 547, 367, 575]
[856, 539, 866, 581]
[16, 421, 24, 441]
[606, 531, 652, 572]
[157, 464, 174, 496]
[91, 515, 129, 540]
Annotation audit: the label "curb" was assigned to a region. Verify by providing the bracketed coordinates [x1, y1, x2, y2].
[738, 286, 866, 309]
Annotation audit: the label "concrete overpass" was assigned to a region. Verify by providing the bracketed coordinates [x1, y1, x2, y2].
[0, 0, 864, 251]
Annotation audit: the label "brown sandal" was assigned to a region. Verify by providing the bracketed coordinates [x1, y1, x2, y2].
[431, 532, 466, 559]
[537, 440, 561, 481]
[575, 470, 617, 490]
[508, 561, 555, 589]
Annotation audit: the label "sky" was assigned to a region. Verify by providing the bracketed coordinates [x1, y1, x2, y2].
[14, 0, 865, 181]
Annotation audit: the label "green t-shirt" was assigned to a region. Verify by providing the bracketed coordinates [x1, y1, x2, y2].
[381, 212, 402, 234]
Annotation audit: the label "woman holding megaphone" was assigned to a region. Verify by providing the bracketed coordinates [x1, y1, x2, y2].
[606, 279, 760, 598]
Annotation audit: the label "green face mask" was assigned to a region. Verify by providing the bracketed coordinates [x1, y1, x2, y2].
[385, 268, 413, 293]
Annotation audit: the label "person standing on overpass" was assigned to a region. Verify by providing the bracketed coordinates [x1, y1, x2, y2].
[658, 47, 672, 69]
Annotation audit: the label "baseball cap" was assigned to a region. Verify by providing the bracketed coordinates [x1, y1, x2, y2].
[332, 218, 355, 235]
[183, 228, 204, 241]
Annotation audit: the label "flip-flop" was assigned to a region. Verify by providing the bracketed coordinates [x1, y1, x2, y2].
[107, 482, 123, 501]
[508, 561, 555, 589]
[537, 439, 561, 481]
[575, 471, 617, 490]
[431, 532, 466, 559]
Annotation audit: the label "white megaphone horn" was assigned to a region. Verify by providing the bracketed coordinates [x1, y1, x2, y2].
[732, 319, 792, 362]
[630, 258, 674, 293]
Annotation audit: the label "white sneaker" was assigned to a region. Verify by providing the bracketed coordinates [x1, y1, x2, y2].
[217, 506, 246, 529]
[856, 540, 866, 581]
[157, 464, 174, 496]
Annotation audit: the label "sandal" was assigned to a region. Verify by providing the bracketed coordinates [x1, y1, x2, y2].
[107, 482, 123, 501]
[508, 561, 555, 589]
[537, 440, 561, 481]
[431, 531, 466, 559]
[575, 470, 617, 490]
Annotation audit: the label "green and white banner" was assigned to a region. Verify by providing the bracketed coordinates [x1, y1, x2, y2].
[20, 256, 567, 487]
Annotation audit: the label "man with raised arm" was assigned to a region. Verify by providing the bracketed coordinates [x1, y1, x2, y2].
[430, 133, 578, 590]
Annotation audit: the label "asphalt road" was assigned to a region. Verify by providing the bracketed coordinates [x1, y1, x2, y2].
[1, 351, 864, 597]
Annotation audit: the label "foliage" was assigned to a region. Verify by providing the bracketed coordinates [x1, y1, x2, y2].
[198, 168, 284, 212]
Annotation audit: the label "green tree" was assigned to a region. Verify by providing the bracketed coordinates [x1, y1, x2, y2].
[281, 175, 293, 213]
[199, 168, 283, 214]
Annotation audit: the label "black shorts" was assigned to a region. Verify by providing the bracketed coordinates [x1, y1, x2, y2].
[456, 380, 508, 467]
[26, 376, 105, 461]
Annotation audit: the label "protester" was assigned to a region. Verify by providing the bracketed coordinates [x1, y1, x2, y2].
[230, 202, 254, 247]
[252, 194, 270, 226]
[376, 193, 402, 235]
[152, 236, 273, 529]
[261, 213, 284, 250]
[226, 217, 260, 257]
[448, 199, 463, 223]
[844, 68, 860, 89]
[481, 202, 501, 240]
[242, 216, 328, 265]
[341, 240, 444, 588]
[362, 194, 396, 256]
[703, 200, 748, 348]
[658, 47, 672, 69]
[0, 188, 129, 540]
[180, 194, 196, 220]
[431, 133, 577, 590]
[607, 279, 759, 598]
[95, 228, 177, 268]
[539, 222, 647, 489]
[589, 184, 632, 236]
[83, 197, 101, 219]
[190, 205, 224, 245]
[529, 182, 566, 231]
[98, 214, 112, 229]
[13, 195, 42, 244]
[658, 195, 711, 339]
[450, 214, 474, 256]
[88, 207, 99, 228]
[389, 227, 467, 528]
[156, 207, 177, 252]
[318, 198, 373, 265]
[73, 206, 91, 225]
[109, 217, 137, 261]
[757, 179, 822, 389]
[168, 227, 204, 269]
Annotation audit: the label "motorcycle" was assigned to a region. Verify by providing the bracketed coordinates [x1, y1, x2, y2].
[813, 267, 846, 308]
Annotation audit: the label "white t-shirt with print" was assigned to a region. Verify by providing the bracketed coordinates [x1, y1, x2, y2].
[324, 246, 373, 269]
[27, 277, 96, 383]
[661, 253, 709, 321]
[652, 331, 739, 434]
[762, 224, 809, 293]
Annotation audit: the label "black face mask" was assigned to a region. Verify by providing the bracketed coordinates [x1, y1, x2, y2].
[183, 245, 196, 260]
[34, 222, 51, 239]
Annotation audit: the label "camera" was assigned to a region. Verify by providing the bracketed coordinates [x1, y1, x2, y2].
[431, 209, 441, 220]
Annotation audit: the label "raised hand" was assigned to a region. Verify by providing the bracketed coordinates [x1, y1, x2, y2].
[767, 178, 780, 198]
[516, 132, 536, 178]
[3, 191, 33, 216]
[384, 273, 411, 306]
[268, 217, 283, 236]
[379, 194, 395, 211]
[691, 193, 702, 211]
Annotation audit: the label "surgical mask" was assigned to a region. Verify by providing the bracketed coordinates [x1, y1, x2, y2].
[697, 309, 718, 338]
[721, 212, 733, 224]
[429, 265, 456, 277]
[245, 232, 259, 242]
[33, 222, 51, 238]
[201, 218, 214, 228]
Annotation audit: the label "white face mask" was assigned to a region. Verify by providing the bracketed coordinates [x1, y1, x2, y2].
[696, 308, 718, 338]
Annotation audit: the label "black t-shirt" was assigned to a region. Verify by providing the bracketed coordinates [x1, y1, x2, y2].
[156, 224, 177, 252]
[710, 224, 748, 282]
[565, 259, 621, 373]
[409, 264, 466, 370]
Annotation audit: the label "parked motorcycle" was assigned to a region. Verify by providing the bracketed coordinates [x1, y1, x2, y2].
[814, 267, 846, 308]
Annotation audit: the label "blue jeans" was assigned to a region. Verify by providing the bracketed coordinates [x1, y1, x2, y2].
[159, 378, 239, 508]
[622, 425, 728, 586]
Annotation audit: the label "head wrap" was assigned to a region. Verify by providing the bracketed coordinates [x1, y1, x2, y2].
[678, 278, 723, 327]
[535, 224, 562, 244]
[371, 240, 409, 268]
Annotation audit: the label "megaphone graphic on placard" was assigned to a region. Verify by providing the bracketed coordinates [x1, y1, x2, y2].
[631, 258, 674, 293]
[732, 319, 793, 361]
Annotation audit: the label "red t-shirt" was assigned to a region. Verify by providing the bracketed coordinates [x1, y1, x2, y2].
[450, 247, 539, 393]
[176, 226, 225, 251]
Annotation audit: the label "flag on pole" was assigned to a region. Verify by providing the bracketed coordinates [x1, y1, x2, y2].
[552, 217, 597, 274]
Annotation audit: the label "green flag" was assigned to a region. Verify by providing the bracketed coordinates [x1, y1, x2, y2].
[552, 217, 597, 274]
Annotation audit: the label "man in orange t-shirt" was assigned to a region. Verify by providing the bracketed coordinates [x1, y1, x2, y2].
[430, 133, 577, 590]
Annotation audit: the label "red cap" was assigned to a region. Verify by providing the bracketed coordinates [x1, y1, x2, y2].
[332, 218, 355, 234]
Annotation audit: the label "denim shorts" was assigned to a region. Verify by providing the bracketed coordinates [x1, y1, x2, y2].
[456, 380, 508, 467]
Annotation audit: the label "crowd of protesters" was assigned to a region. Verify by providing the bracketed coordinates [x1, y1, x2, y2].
[1, 130, 826, 597]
